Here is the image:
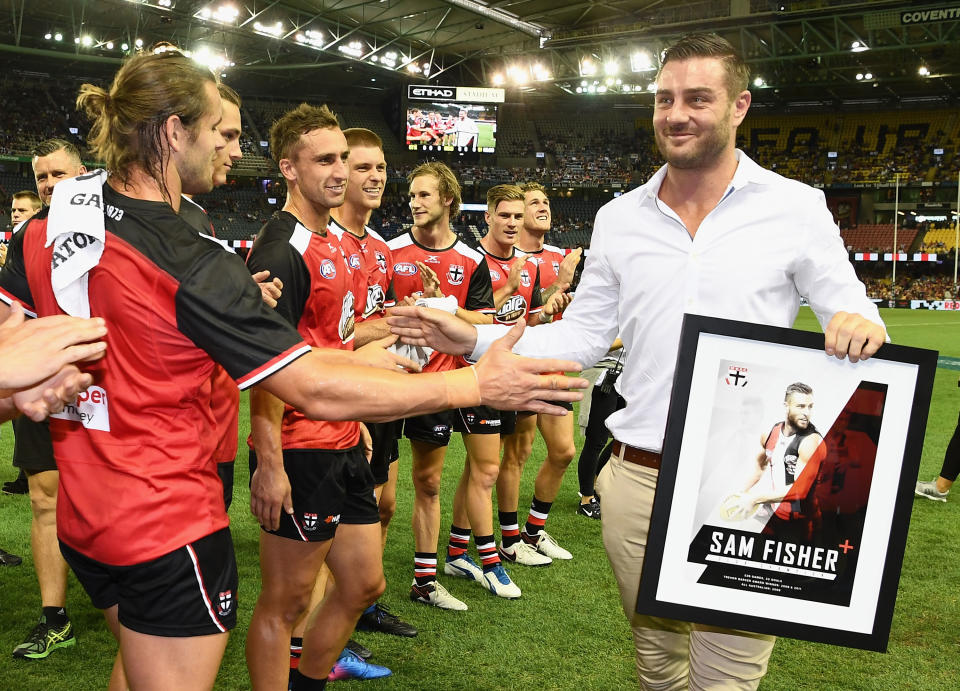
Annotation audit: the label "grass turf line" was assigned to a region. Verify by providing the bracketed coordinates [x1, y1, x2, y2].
[0, 306, 957, 689]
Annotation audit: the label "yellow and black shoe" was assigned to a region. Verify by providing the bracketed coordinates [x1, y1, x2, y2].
[12, 616, 76, 660]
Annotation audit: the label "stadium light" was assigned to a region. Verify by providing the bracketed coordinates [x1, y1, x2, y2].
[492, 73, 505, 86]
[121, 42, 129, 50]
[605, 76, 614, 86]
[575, 86, 583, 93]
[753, 76, 765, 87]
[850, 41, 869, 53]
[630, 50, 655, 72]
[531, 63, 551, 81]
[44, 32, 52, 40]
[74, 37, 80, 44]
[647, 82, 657, 92]
[864, 72, 873, 80]
[54, 32, 62, 41]
[604, 60, 619, 76]
[253, 21, 283, 37]
[295, 29, 324, 49]
[135, 38, 143, 47]
[579, 57, 596, 77]
[918, 65, 930, 76]
[106, 41, 114, 49]
[598, 85, 608, 93]
[856, 73, 864, 80]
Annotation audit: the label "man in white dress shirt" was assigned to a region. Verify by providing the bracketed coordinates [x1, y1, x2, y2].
[388, 32, 886, 689]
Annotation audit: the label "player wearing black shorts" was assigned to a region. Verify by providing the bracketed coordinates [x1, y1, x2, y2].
[388, 163, 521, 608]
[328, 127, 417, 639]
[245, 104, 394, 688]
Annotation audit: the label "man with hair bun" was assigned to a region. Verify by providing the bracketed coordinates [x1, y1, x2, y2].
[0, 51, 584, 691]
[388, 32, 885, 689]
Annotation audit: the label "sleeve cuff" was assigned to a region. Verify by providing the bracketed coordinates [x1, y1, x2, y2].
[467, 324, 511, 363]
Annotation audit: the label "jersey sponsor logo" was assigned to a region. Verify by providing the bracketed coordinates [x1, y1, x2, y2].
[520, 269, 531, 287]
[319, 258, 337, 279]
[218, 590, 233, 616]
[489, 269, 501, 282]
[51, 385, 110, 431]
[495, 294, 528, 325]
[447, 264, 465, 285]
[324, 514, 341, 524]
[339, 292, 356, 343]
[365, 283, 386, 318]
[395, 262, 418, 276]
[725, 365, 748, 387]
[375, 250, 387, 273]
[551, 261, 560, 275]
[303, 513, 319, 530]
[348, 253, 361, 269]
[424, 254, 440, 264]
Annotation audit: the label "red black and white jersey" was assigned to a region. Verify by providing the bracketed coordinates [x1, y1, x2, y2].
[247, 211, 360, 451]
[180, 194, 239, 464]
[515, 243, 570, 291]
[387, 231, 494, 372]
[0, 185, 310, 566]
[480, 246, 543, 325]
[327, 218, 396, 322]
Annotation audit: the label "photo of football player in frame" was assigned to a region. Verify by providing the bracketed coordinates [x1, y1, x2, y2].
[637, 315, 936, 652]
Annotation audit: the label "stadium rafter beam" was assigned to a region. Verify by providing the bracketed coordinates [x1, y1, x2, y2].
[438, 0, 549, 39]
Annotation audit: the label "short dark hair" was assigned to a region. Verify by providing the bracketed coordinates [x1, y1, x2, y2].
[33, 138, 83, 163]
[659, 33, 750, 98]
[784, 382, 813, 401]
[269, 103, 340, 165]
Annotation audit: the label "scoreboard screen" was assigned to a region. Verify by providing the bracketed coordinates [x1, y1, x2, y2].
[405, 102, 497, 153]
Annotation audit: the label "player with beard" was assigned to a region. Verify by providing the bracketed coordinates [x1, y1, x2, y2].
[387, 32, 885, 689]
[723, 382, 826, 539]
[494, 182, 583, 566]
[388, 162, 522, 609]
[0, 52, 585, 690]
[178, 82, 283, 514]
[328, 127, 418, 640]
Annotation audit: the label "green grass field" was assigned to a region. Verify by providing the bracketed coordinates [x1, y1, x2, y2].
[477, 121, 496, 151]
[0, 307, 958, 689]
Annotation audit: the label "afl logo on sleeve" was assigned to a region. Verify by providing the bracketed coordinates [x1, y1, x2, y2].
[395, 262, 418, 276]
[447, 264, 465, 285]
[319, 259, 337, 279]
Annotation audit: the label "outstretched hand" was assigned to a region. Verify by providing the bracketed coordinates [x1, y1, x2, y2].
[388, 305, 478, 356]
[355, 334, 422, 372]
[474, 321, 587, 415]
[251, 270, 284, 309]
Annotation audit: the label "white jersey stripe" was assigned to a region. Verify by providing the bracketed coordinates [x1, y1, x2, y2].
[185, 544, 227, 634]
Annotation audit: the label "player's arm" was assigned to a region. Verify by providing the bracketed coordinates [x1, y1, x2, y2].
[457, 256, 496, 324]
[257, 321, 586, 420]
[248, 387, 292, 530]
[748, 434, 825, 506]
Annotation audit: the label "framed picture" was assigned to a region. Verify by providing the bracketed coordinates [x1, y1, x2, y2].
[636, 314, 937, 652]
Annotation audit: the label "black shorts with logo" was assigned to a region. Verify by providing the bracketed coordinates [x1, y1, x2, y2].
[248, 446, 380, 542]
[60, 527, 238, 637]
[452, 405, 502, 435]
[402, 410, 455, 447]
[367, 421, 400, 486]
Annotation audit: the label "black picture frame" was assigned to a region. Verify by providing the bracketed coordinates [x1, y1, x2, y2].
[636, 314, 937, 652]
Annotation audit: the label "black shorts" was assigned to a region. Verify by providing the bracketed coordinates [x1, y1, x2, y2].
[367, 421, 400, 486]
[402, 411, 454, 447]
[217, 461, 235, 512]
[60, 527, 238, 637]
[452, 406, 502, 435]
[498, 410, 517, 436]
[248, 447, 380, 542]
[12, 417, 56, 472]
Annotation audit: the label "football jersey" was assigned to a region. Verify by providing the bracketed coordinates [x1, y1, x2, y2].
[479, 246, 543, 325]
[179, 194, 239, 464]
[515, 242, 570, 291]
[0, 184, 310, 566]
[327, 218, 396, 322]
[387, 231, 494, 372]
[247, 211, 361, 451]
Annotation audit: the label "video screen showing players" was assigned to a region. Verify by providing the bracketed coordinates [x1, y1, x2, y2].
[406, 102, 497, 153]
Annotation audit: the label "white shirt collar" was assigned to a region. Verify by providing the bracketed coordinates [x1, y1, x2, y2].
[637, 149, 772, 206]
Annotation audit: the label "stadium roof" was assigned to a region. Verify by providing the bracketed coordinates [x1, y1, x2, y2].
[1, 1, 958, 108]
